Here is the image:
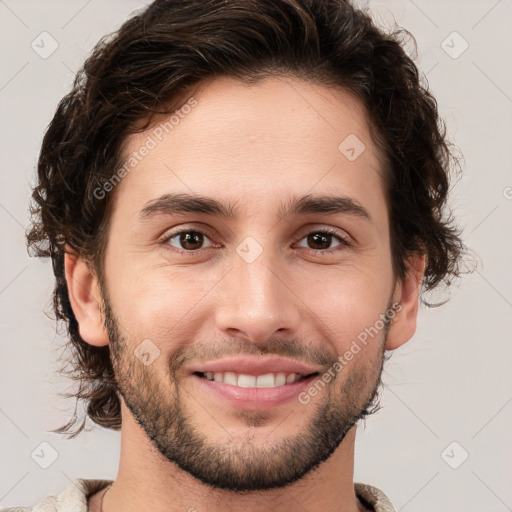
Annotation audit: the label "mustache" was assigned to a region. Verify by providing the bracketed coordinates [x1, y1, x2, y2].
[169, 336, 338, 375]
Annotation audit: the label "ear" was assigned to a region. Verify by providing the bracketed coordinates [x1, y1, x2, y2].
[385, 252, 426, 350]
[64, 246, 109, 347]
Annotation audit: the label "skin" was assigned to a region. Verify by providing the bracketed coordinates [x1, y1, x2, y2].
[65, 76, 425, 512]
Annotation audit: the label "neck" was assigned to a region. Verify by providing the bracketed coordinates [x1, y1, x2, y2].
[102, 404, 366, 512]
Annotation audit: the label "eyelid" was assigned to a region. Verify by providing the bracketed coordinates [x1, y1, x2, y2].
[160, 224, 353, 254]
[293, 226, 352, 251]
[299, 225, 350, 240]
[159, 225, 218, 248]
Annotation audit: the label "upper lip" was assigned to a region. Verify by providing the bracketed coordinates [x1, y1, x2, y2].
[189, 356, 321, 377]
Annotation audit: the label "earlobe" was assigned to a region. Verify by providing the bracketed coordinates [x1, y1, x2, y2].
[64, 246, 109, 347]
[385, 253, 426, 351]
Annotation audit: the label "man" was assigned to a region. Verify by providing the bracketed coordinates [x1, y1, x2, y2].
[9, 0, 463, 511]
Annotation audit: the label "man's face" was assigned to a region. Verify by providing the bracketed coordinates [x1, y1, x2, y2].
[99, 76, 397, 491]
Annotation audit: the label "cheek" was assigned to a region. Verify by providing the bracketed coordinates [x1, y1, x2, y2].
[105, 257, 220, 343]
[300, 263, 393, 355]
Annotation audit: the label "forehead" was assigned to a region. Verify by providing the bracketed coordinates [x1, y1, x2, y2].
[113, 76, 386, 219]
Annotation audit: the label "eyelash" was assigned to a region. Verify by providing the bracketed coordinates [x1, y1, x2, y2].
[160, 227, 351, 256]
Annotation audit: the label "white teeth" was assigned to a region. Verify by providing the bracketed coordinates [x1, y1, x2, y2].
[202, 371, 303, 388]
[223, 371, 238, 386]
[286, 373, 297, 384]
[275, 373, 287, 386]
[238, 374, 257, 388]
[256, 373, 276, 388]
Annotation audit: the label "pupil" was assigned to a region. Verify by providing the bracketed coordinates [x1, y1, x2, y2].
[178, 232, 332, 251]
[308, 233, 330, 250]
[180, 232, 203, 250]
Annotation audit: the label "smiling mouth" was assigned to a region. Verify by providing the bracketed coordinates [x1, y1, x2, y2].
[193, 371, 319, 388]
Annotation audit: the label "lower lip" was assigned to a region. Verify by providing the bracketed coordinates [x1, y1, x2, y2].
[193, 374, 318, 410]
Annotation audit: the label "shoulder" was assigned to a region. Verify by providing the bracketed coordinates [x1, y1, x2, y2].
[0, 478, 113, 512]
[354, 482, 396, 512]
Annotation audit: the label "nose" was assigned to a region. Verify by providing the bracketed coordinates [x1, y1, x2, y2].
[214, 248, 301, 344]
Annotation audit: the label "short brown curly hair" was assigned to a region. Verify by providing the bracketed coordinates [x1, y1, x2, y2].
[27, 0, 465, 438]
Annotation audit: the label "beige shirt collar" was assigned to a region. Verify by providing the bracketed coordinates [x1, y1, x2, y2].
[5, 478, 395, 512]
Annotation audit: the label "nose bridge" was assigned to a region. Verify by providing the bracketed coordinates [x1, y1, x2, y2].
[214, 240, 300, 341]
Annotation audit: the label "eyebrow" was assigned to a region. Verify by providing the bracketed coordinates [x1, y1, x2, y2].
[139, 192, 371, 222]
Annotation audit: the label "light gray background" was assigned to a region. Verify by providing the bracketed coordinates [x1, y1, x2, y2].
[1, 1, 511, 510]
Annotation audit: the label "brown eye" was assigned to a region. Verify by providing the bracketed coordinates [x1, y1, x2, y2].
[165, 230, 213, 251]
[307, 232, 332, 250]
[179, 231, 204, 250]
[296, 230, 349, 253]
